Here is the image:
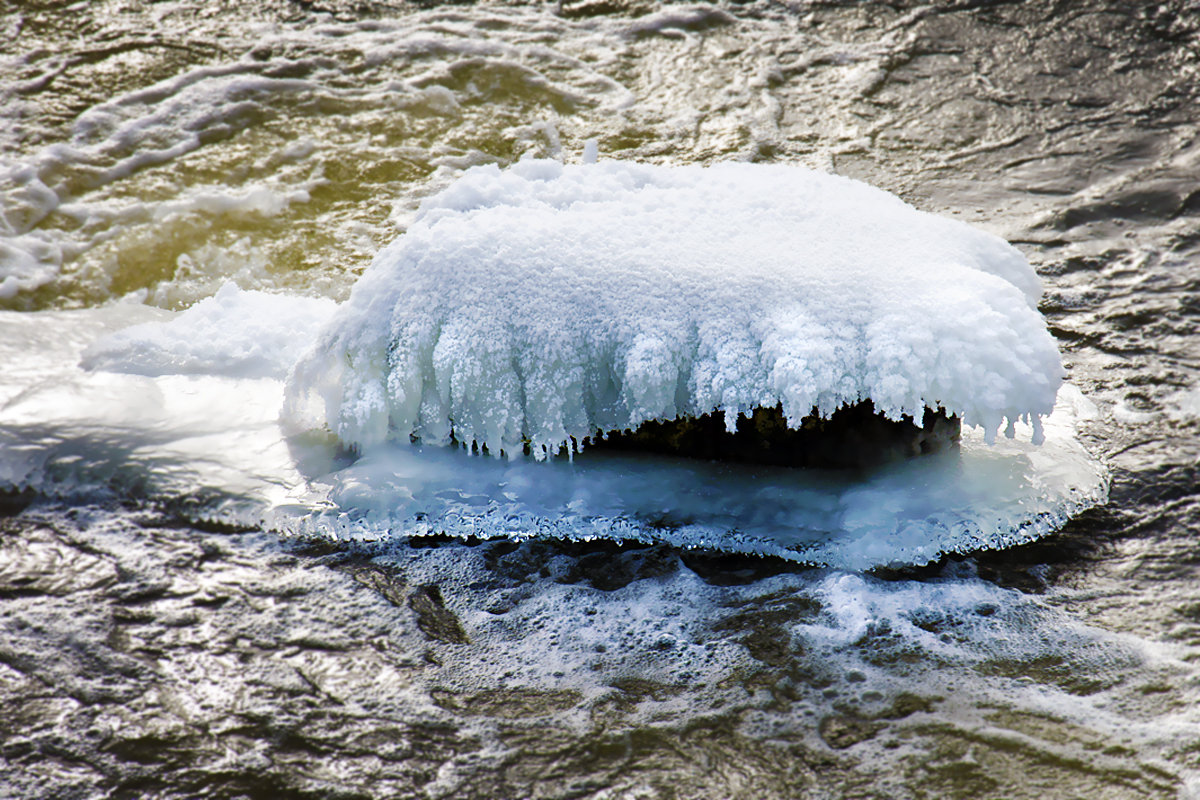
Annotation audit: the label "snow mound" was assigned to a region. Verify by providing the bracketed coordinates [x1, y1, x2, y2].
[84, 283, 337, 379]
[285, 159, 1063, 457]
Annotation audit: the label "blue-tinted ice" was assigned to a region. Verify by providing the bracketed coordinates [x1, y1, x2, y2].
[279, 389, 1106, 571]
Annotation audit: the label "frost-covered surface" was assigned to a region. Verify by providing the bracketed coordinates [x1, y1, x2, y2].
[286, 159, 1063, 458]
[83, 283, 337, 379]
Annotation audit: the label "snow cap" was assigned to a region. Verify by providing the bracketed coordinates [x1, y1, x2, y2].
[286, 159, 1062, 456]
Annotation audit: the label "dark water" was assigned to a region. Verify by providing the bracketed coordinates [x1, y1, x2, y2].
[2, 1, 1199, 798]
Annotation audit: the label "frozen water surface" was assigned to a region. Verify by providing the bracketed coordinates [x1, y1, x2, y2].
[0, 250, 1106, 570]
[284, 394, 1106, 571]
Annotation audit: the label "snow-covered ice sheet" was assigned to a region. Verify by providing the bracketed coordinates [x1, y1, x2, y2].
[286, 158, 1064, 458]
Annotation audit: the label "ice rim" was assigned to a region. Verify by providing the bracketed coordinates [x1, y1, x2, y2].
[283, 157, 1065, 461]
[261, 387, 1109, 572]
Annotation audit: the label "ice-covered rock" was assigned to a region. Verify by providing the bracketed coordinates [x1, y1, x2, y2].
[285, 158, 1063, 458]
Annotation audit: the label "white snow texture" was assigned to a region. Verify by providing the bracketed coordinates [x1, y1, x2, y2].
[286, 158, 1063, 457]
[84, 283, 337, 379]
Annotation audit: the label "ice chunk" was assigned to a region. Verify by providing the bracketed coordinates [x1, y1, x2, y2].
[83, 283, 337, 379]
[285, 159, 1063, 457]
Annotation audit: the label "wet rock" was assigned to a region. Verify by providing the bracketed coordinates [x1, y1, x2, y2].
[819, 714, 885, 750]
[408, 584, 470, 644]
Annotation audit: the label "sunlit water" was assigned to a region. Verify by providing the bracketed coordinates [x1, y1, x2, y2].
[1, 1, 1198, 798]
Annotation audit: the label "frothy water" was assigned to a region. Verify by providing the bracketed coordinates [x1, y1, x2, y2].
[1, 0, 1197, 797]
[1, 4, 739, 310]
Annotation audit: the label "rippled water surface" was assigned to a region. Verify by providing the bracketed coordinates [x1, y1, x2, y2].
[2, 1, 1199, 798]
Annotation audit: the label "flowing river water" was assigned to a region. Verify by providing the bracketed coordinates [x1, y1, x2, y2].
[2, 1, 1199, 797]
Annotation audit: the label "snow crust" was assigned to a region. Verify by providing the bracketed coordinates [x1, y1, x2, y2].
[286, 159, 1063, 457]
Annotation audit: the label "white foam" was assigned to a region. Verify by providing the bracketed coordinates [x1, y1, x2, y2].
[1167, 386, 1200, 421]
[0, 166, 63, 298]
[0, 235, 60, 299]
[286, 159, 1063, 460]
[370, 539, 1200, 788]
